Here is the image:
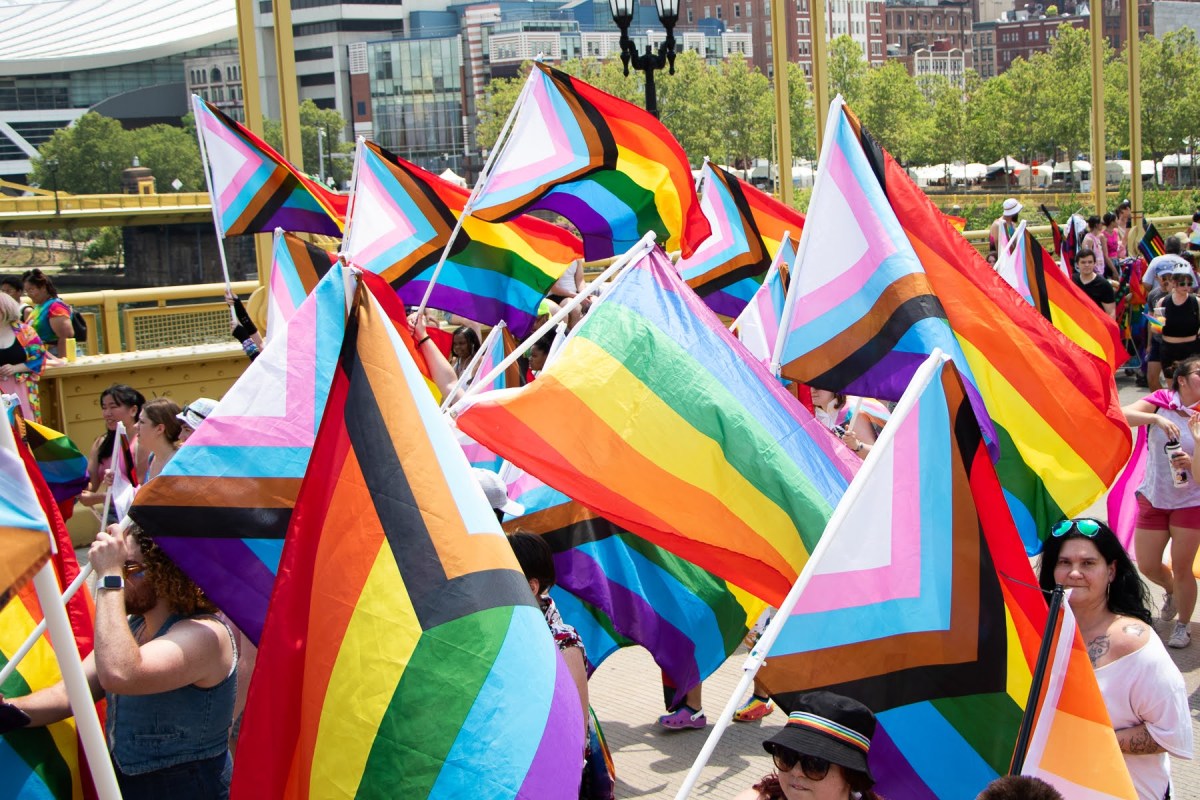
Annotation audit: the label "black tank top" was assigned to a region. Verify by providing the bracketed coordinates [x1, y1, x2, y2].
[0, 337, 24, 366]
[1163, 294, 1200, 338]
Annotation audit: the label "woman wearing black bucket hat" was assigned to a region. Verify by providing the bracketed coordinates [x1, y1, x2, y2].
[735, 691, 884, 800]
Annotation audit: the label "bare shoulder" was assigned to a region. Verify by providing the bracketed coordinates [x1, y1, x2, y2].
[1106, 616, 1152, 659]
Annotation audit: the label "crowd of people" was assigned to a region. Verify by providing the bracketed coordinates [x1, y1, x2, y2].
[1, 218, 1199, 800]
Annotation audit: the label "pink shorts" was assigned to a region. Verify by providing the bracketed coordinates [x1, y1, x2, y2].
[1136, 494, 1200, 531]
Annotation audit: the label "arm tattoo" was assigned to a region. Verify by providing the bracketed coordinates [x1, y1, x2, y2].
[1087, 634, 1111, 666]
[1120, 724, 1167, 755]
[1123, 623, 1147, 638]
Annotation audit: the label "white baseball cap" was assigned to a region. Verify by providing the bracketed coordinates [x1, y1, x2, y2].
[176, 397, 217, 430]
[473, 468, 525, 518]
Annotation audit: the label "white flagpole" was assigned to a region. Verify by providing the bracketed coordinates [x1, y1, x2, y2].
[439, 321, 505, 411]
[32, 563, 123, 799]
[192, 95, 235, 302]
[673, 349, 947, 800]
[449, 232, 657, 413]
[0, 562, 93, 687]
[338, 137, 366, 260]
[413, 68, 539, 321]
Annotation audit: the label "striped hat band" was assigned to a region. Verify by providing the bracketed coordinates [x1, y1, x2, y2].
[785, 711, 871, 754]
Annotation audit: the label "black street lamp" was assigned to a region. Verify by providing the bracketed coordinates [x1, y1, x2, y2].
[609, 0, 679, 118]
[45, 158, 60, 215]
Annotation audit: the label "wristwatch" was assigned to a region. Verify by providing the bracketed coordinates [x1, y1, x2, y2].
[98, 575, 124, 591]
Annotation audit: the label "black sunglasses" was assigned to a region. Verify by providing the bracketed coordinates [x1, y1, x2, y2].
[771, 746, 831, 781]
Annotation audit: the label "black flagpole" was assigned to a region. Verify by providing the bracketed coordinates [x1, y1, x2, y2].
[1009, 585, 1065, 775]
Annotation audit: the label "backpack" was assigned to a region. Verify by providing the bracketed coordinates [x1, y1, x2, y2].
[70, 309, 87, 342]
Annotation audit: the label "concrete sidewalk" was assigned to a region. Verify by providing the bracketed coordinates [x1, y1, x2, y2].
[589, 621, 1200, 799]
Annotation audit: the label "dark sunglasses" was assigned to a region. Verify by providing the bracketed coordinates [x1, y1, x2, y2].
[771, 746, 831, 781]
[1050, 518, 1101, 538]
[1177, 279, 1194, 287]
[122, 562, 146, 580]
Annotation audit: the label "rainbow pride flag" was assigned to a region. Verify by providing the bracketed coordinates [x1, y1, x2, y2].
[2, 421, 97, 800]
[756, 356, 1134, 799]
[680, 163, 805, 318]
[193, 96, 347, 237]
[231, 287, 584, 799]
[0, 416, 49, 611]
[21, 419, 87, 516]
[344, 141, 582, 337]
[130, 264, 348, 642]
[1138, 218, 1167, 262]
[457, 245, 859, 607]
[266, 229, 336, 342]
[130, 266, 445, 644]
[469, 63, 709, 260]
[781, 99, 1128, 552]
[998, 226, 1125, 371]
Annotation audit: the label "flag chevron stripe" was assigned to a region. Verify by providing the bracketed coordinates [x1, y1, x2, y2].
[346, 141, 582, 338]
[195, 97, 346, 237]
[870, 131, 1129, 549]
[471, 63, 708, 260]
[753, 355, 1132, 797]
[232, 288, 583, 799]
[342, 328, 534, 630]
[679, 163, 804, 319]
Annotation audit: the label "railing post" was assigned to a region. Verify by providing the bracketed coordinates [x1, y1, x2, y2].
[100, 291, 121, 354]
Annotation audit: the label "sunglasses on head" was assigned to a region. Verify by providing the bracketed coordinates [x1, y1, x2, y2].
[182, 404, 209, 421]
[771, 746, 831, 781]
[1050, 518, 1102, 538]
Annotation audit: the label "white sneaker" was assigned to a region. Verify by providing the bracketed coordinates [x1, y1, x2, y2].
[1162, 593, 1178, 622]
[1168, 622, 1191, 649]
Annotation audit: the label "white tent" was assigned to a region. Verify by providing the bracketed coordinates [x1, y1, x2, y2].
[792, 163, 816, 188]
[439, 168, 467, 188]
[987, 157, 1029, 173]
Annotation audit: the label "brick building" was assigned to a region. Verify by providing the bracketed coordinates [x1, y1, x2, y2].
[884, 0, 974, 70]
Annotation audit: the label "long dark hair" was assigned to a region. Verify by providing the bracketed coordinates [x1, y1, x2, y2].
[21, 268, 58, 298]
[451, 326, 480, 360]
[1037, 519, 1152, 624]
[97, 384, 146, 462]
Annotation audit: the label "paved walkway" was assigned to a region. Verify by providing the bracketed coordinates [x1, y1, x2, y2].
[587, 374, 1200, 799]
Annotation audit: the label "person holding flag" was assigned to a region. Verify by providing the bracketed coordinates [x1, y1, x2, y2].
[1038, 519, 1191, 799]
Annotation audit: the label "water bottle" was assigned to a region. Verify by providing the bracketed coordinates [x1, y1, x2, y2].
[1165, 440, 1189, 487]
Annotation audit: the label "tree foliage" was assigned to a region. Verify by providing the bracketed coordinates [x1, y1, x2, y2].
[32, 27, 1200, 202]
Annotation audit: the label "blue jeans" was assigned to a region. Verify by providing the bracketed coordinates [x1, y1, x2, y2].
[115, 752, 230, 800]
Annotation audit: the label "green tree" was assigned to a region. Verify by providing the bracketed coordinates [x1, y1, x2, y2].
[475, 68, 528, 153]
[858, 61, 930, 165]
[828, 35, 868, 107]
[31, 113, 135, 194]
[128, 124, 202, 192]
[656, 49, 721, 163]
[786, 61, 817, 161]
[716, 53, 771, 167]
[1137, 30, 1200, 185]
[299, 99, 353, 187]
